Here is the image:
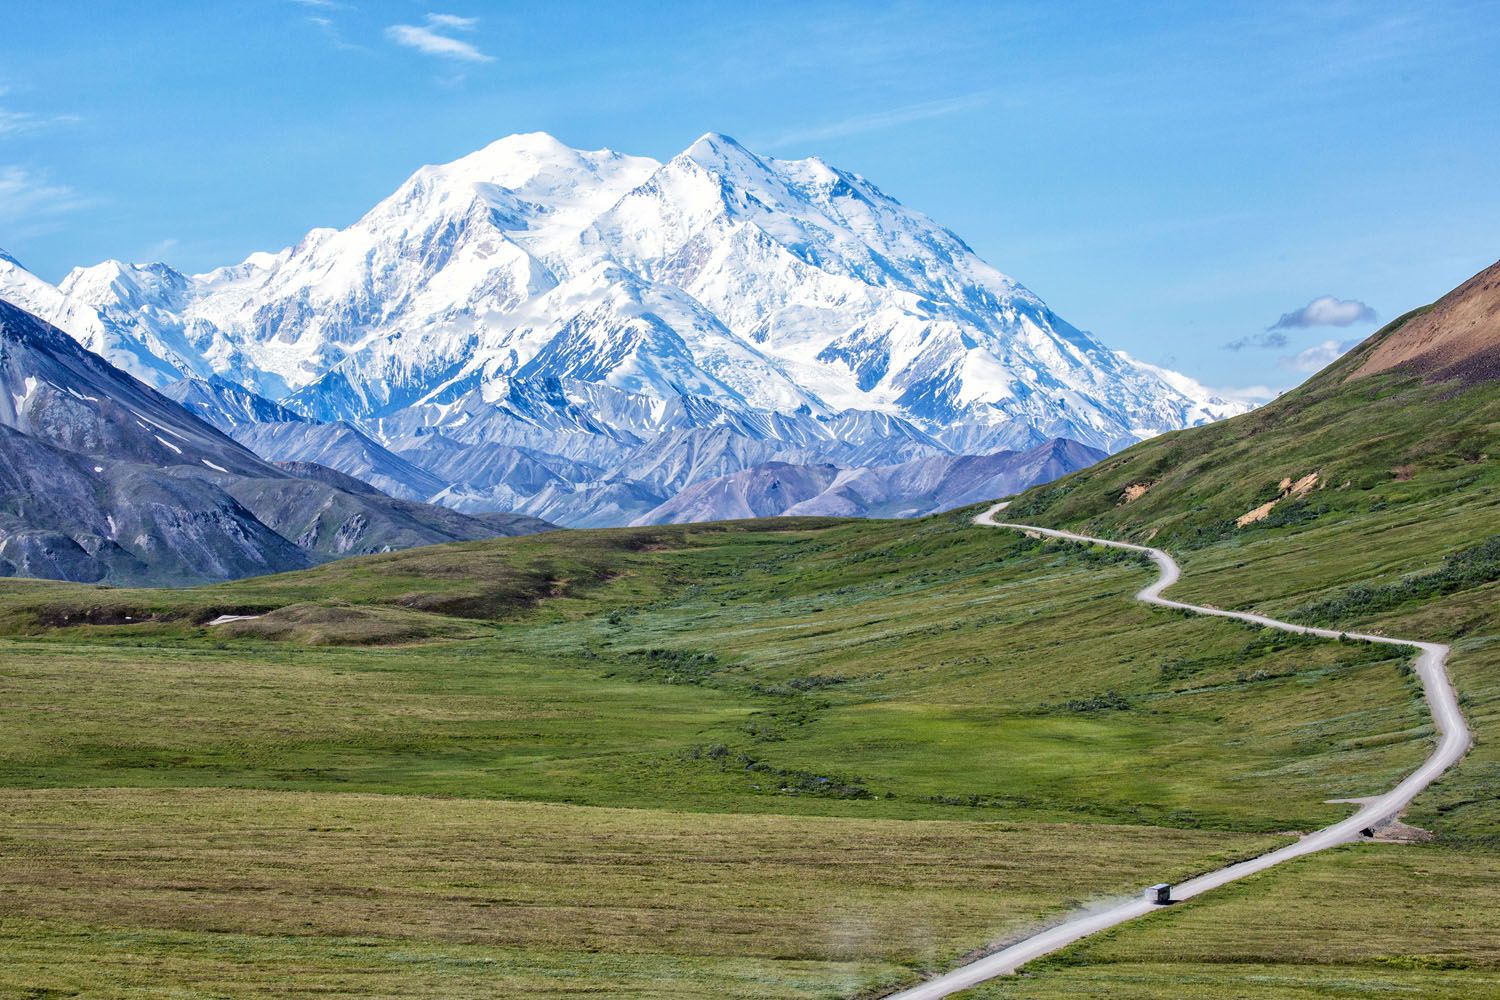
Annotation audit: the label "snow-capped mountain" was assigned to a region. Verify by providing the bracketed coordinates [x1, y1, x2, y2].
[4, 134, 1250, 527]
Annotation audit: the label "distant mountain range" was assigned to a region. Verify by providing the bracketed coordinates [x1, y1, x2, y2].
[0, 132, 1251, 541]
[634, 438, 1106, 524]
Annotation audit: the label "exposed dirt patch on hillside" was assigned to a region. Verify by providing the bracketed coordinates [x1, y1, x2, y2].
[1351, 259, 1500, 383]
[1237, 473, 1319, 527]
[32, 604, 159, 627]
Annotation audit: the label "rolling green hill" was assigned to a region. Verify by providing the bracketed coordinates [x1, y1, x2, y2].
[0, 264, 1496, 997]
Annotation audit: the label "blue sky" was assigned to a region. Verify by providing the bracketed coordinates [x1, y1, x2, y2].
[2, 1, 1497, 397]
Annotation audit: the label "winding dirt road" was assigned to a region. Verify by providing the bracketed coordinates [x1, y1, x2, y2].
[886, 502, 1473, 999]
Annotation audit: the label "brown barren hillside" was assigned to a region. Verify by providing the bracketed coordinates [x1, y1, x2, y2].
[1350, 258, 1500, 383]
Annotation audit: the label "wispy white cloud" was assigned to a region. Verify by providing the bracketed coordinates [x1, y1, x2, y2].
[306, 14, 364, 51]
[0, 107, 81, 138]
[386, 13, 492, 63]
[1226, 294, 1378, 352]
[762, 92, 995, 148]
[0, 166, 87, 225]
[1277, 337, 1361, 373]
[426, 13, 477, 31]
[287, 0, 363, 51]
[1269, 295, 1377, 330]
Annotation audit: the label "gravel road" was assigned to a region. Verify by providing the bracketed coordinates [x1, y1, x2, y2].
[884, 502, 1472, 999]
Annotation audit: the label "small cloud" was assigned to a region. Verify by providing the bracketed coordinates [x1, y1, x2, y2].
[1277, 338, 1362, 373]
[1269, 295, 1377, 331]
[1223, 331, 1288, 351]
[0, 165, 87, 225]
[386, 13, 492, 62]
[426, 13, 478, 30]
[286, 0, 363, 51]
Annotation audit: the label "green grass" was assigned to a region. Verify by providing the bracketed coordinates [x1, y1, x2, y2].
[0, 787, 1279, 998]
[0, 504, 1452, 996]
[0, 927, 898, 1000]
[1006, 359, 1500, 847]
[1005, 308, 1500, 558]
[0, 514, 1434, 831]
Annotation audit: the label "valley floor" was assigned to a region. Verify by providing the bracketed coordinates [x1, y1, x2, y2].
[0, 787, 1275, 998]
[0, 499, 1496, 997]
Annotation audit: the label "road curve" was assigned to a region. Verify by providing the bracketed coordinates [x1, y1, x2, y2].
[885, 502, 1472, 1000]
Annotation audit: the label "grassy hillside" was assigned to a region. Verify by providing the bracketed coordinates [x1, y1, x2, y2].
[965, 843, 1500, 999]
[1004, 299, 1500, 845]
[0, 788, 1274, 999]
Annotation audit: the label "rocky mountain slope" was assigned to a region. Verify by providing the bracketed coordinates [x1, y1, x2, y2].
[2, 134, 1247, 526]
[0, 298, 552, 583]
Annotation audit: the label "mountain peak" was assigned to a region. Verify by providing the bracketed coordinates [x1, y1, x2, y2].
[385, 132, 659, 231]
[688, 130, 742, 149]
[437, 132, 648, 183]
[59, 258, 189, 309]
[482, 130, 575, 153]
[681, 132, 765, 173]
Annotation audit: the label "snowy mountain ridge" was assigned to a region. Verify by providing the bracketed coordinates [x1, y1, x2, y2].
[1, 132, 1250, 526]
